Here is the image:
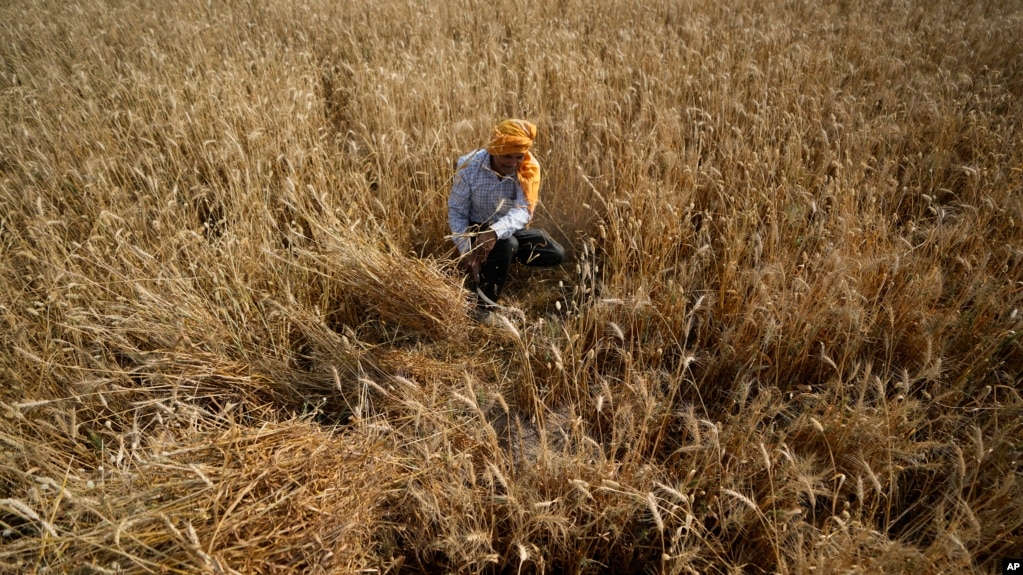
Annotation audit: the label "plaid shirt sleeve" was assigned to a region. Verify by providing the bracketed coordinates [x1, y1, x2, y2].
[448, 150, 532, 255]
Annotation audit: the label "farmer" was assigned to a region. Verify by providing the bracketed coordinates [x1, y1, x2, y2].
[448, 119, 565, 321]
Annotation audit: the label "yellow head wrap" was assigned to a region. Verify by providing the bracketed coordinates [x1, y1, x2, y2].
[486, 119, 537, 155]
[485, 119, 542, 214]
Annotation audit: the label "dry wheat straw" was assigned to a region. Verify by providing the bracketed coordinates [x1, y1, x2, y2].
[2, 0, 1022, 572]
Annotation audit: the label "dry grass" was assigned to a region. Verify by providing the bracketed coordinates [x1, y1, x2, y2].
[2, 0, 1021, 573]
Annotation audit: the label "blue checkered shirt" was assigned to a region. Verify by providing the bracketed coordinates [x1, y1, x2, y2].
[448, 149, 534, 255]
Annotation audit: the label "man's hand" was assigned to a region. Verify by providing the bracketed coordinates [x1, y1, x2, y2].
[459, 229, 497, 283]
[474, 229, 497, 260]
[459, 251, 482, 281]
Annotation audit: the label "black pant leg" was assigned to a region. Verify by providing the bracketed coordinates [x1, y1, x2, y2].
[512, 228, 565, 267]
[477, 234, 518, 304]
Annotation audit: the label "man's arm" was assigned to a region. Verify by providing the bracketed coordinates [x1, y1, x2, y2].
[448, 166, 473, 255]
[487, 184, 531, 240]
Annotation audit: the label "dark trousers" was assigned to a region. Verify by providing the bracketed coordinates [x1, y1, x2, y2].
[470, 227, 565, 305]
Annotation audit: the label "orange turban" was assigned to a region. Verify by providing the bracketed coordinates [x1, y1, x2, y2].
[486, 119, 542, 214]
[486, 119, 537, 155]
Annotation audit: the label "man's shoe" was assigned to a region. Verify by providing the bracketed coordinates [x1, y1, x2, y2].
[471, 307, 503, 326]
[481, 312, 503, 327]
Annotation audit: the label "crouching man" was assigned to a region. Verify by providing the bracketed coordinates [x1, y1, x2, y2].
[448, 119, 565, 322]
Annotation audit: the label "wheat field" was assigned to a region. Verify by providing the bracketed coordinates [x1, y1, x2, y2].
[1, 0, 1021, 573]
